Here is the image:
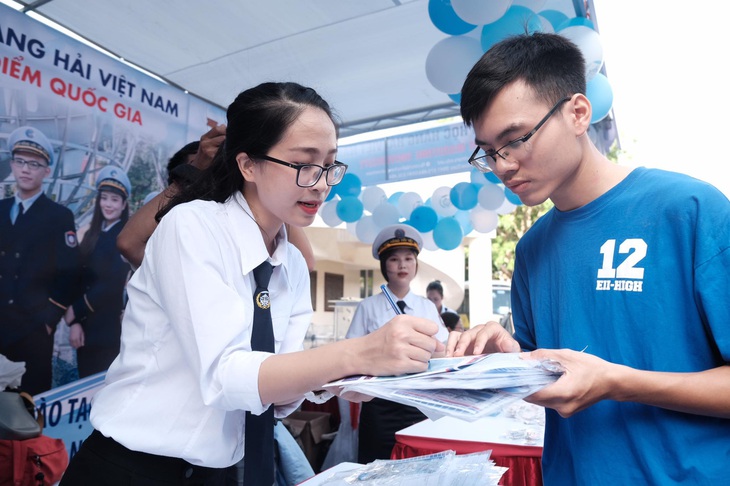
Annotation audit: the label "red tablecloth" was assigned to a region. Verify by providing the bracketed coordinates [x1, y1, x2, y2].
[392, 419, 543, 486]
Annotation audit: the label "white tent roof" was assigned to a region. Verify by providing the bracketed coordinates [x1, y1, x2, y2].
[13, 0, 588, 137]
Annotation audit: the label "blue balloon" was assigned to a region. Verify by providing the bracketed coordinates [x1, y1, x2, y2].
[485, 172, 501, 184]
[409, 205, 439, 233]
[336, 196, 363, 222]
[337, 173, 362, 197]
[539, 9, 569, 31]
[556, 16, 595, 32]
[454, 210, 473, 236]
[388, 191, 404, 205]
[428, 0, 477, 35]
[449, 182, 479, 210]
[325, 189, 337, 202]
[481, 6, 544, 51]
[433, 217, 463, 251]
[586, 73, 613, 123]
[448, 92, 461, 105]
[503, 187, 523, 205]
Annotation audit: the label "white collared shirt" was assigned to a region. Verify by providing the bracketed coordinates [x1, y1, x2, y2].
[11, 190, 43, 222]
[345, 288, 448, 342]
[90, 192, 311, 467]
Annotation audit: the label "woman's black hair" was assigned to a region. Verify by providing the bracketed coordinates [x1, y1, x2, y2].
[426, 280, 444, 297]
[156, 82, 338, 222]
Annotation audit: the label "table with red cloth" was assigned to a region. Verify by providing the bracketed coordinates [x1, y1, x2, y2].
[392, 411, 544, 486]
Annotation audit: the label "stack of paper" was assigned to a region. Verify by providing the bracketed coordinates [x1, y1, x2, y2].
[323, 353, 563, 421]
[316, 450, 506, 485]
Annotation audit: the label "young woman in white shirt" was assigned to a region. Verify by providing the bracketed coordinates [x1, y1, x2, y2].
[60, 82, 444, 486]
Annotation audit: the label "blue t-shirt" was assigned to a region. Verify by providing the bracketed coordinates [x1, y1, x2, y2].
[513, 167, 730, 485]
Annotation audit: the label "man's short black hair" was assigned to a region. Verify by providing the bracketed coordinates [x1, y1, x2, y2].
[441, 312, 460, 331]
[460, 32, 586, 127]
[166, 141, 200, 185]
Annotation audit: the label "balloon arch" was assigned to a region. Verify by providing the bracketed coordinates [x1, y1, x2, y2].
[320, 168, 521, 251]
[322, 1, 612, 251]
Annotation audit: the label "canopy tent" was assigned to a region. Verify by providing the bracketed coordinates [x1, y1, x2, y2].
[3, 0, 612, 321]
[8, 0, 596, 138]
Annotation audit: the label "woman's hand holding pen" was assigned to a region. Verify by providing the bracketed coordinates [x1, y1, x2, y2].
[358, 315, 445, 377]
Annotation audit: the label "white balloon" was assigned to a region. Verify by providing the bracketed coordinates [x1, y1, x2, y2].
[470, 206, 500, 233]
[320, 200, 342, 227]
[421, 231, 439, 252]
[360, 185, 387, 212]
[372, 202, 401, 228]
[432, 186, 458, 217]
[355, 216, 380, 244]
[452, 0, 513, 25]
[558, 25, 604, 80]
[425, 35, 484, 94]
[478, 183, 505, 210]
[513, 0, 547, 13]
[397, 191, 423, 218]
[346, 221, 358, 235]
[496, 197, 517, 215]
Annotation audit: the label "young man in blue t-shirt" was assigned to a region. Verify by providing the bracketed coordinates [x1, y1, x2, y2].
[448, 32, 730, 485]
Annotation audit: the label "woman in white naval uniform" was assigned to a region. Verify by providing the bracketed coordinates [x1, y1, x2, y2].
[346, 224, 449, 464]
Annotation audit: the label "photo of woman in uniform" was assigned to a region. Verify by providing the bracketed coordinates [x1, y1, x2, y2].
[65, 165, 133, 378]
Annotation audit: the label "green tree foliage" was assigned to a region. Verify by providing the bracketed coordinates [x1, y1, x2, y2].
[126, 143, 165, 212]
[491, 200, 553, 279]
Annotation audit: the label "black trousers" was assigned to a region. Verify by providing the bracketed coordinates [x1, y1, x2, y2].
[357, 398, 426, 464]
[60, 430, 227, 485]
[0, 325, 53, 396]
[76, 345, 119, 378]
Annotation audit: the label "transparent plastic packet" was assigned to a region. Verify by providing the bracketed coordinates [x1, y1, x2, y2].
[326, 451, 453, 485]
[317, 450, 507, 485]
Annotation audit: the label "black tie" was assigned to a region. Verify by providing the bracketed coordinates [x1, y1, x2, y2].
[14, 202, 25, 225]
[397, 300, 407, 314]
[243, 261, 275, 486]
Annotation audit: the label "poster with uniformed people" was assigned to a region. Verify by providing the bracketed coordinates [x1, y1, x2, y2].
[1, 4, 225, 458]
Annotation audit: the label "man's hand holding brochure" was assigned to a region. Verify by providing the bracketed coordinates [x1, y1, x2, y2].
[323, 353, 563, 421]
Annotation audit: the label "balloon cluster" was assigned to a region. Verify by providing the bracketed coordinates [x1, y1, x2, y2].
[426, 0, 613, 123]
[320, 169, 521, 251]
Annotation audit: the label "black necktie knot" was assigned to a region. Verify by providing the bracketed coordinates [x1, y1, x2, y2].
[253, 261, 273, 289]
[397, 300, 407, 314]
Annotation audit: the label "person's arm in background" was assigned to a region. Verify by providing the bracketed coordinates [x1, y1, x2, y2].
[286, 224, 315, 272]
[116, 189, 173, 269]
[116, 124, 226, 267]
[44, 206, 81, 334]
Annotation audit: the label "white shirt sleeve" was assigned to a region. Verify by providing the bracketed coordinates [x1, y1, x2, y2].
[150, 205, 271, 414]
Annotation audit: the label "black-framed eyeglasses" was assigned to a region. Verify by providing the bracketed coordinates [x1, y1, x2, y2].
[10, 157, 48, 171]
[252, 154, 348, 188]
[468, 96, 572, 173]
